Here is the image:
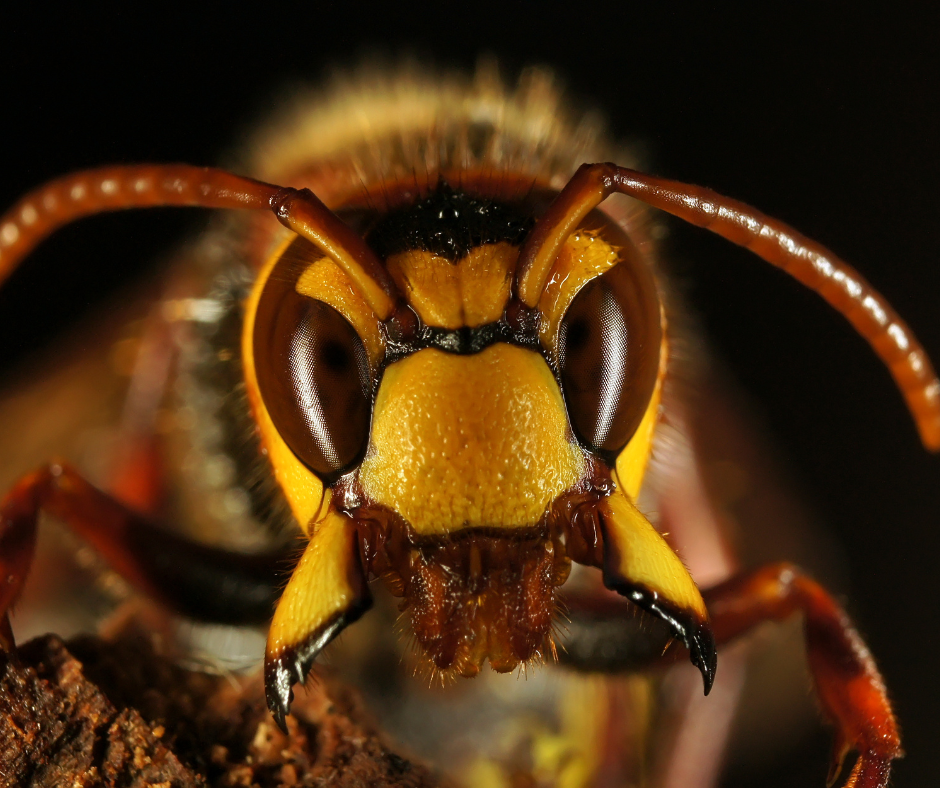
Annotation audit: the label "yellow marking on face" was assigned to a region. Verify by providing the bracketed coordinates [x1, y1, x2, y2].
[615, 380, 662, 501]
[266, 504, 361, 658]
[602, 487, 707, 620]
[242, 237, 325, 534]
[295, 255, 385, 370]
[537, 231, 620, 360]
[386, 242, 518, 328]
[615, 333, 668, 500]
[359, 344, 585, 535]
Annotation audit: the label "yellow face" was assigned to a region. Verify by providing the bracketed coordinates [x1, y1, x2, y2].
[245, 180, 710, 695]
[360, 343, 584, 536]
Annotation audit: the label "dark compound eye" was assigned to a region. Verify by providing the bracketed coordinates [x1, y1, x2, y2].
[254, 261, 372, 482]
[558, 259, 662, 458]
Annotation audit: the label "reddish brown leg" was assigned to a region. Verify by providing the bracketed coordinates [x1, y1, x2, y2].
[107, 304, 178, 515]
[107, 434, 167, 515]
[0, 462, 293, 648]
[704, 563, 901, 788]
[0, 470, 41, 650]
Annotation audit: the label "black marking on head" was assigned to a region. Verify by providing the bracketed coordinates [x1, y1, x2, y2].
[365, 182, 535, 261]
[383, 309, 542, 364]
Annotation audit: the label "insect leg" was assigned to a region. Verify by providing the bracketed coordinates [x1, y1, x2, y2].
[703, 563, 900, 788]
[560, 561, 898, 788]
[106, 301, 179, 516]
[0, 462, 293, 644]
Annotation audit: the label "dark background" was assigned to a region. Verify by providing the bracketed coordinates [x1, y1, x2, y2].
[1, 5, 937, 787]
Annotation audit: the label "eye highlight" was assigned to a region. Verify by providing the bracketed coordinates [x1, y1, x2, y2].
[557, 258, 662, 458]
[254, 263, 373, 481]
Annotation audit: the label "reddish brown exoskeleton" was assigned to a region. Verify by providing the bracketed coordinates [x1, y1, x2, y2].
[0, 72, 934, 787]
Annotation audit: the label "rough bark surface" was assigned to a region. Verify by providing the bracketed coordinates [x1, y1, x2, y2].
[0, 634, 441, 788]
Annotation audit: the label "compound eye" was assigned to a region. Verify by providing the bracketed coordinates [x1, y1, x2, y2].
[558, 259, 662, 458]
[254, 267, 372, 481]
